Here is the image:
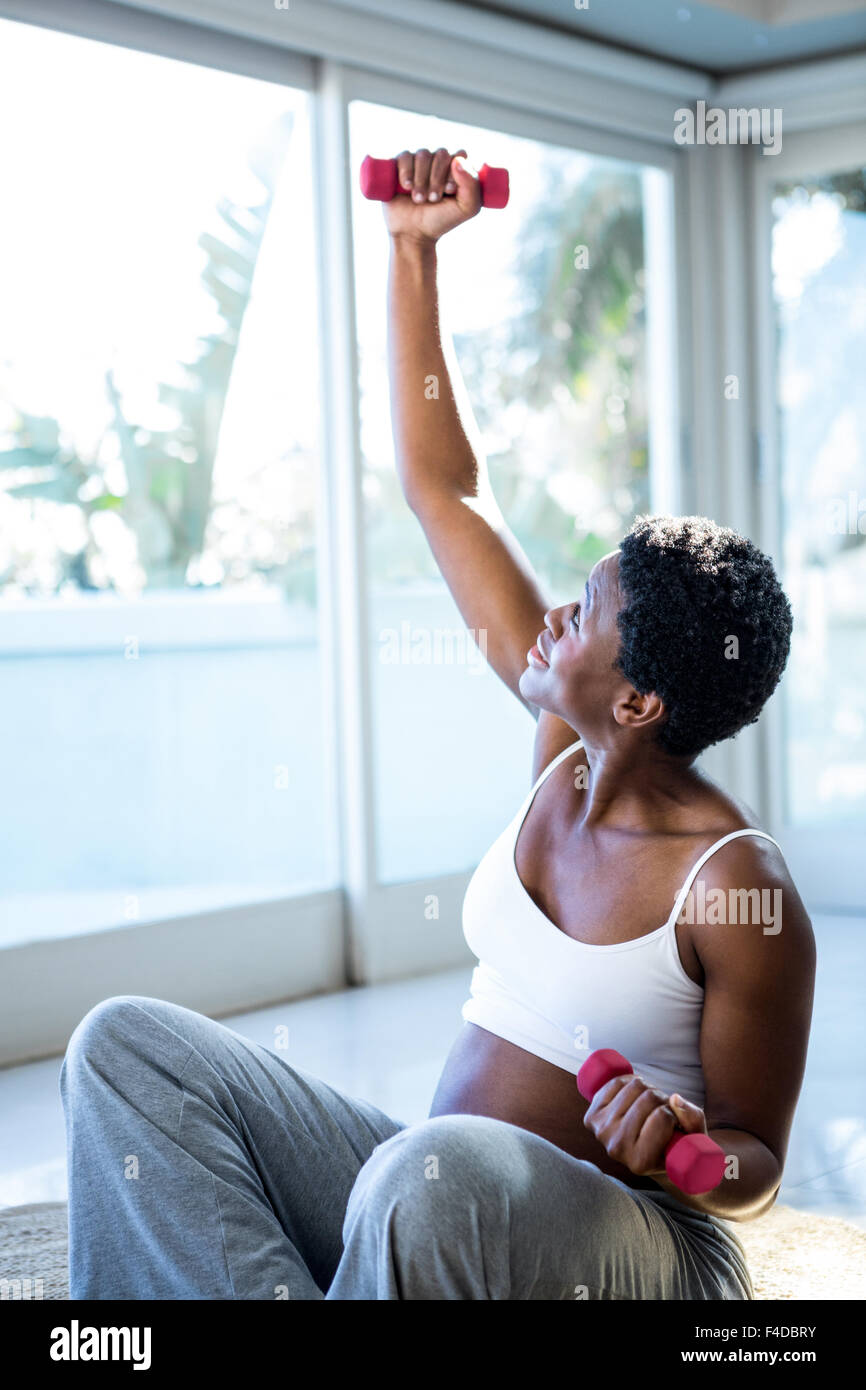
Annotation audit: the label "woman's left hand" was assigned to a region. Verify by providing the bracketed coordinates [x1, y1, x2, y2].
[582, 1073, 709, 1179]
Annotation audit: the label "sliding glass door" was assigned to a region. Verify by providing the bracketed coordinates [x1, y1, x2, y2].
[754, 126, 866, 909]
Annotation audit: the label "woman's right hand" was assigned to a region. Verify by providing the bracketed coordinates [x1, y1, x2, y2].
[383, 147, 482, 244]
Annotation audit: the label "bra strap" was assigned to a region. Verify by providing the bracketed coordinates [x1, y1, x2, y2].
[527, 738, 584, 800]
[667, 828, 782, 927]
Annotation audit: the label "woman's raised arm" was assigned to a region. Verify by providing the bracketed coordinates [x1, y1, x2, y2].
[385, 147, 554, 714]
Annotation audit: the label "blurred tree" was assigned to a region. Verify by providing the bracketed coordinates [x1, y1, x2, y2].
[0, 111, 295, 593]
[460, 160, 648, 594]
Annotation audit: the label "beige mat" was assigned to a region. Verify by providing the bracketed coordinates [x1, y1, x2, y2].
[737, 1202, 866, 1300]
[1, 1199, 864, 1300]
[0, 1201, 69, 1300]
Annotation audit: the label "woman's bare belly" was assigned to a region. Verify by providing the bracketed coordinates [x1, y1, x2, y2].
[428, 1022, 660, 1192]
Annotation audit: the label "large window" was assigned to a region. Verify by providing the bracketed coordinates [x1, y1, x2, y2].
[0, 20, 333, 946]
[350, 100, 664, 882]
[772, 167, 866, 827]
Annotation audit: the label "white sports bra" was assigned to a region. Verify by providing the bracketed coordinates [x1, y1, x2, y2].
[461, 738, 781, 1108]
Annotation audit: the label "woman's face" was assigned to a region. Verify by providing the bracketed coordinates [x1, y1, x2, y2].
[518, 550, 633, 736]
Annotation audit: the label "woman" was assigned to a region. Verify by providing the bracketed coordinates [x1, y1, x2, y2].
[61, 149, 815, 1301]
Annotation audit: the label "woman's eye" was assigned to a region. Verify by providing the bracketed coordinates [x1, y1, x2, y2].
[570, 604, 580, 630]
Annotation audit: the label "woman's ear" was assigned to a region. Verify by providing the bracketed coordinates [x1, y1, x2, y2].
[612, 687, 666, 733]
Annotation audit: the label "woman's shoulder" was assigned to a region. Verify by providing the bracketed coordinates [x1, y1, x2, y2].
[682, 803, 813, 948]
[675, 774, 809, 913]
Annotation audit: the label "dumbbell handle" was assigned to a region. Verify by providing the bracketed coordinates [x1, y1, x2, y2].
[576, 1048, 726, 1196]
[359, 155, 510, 209]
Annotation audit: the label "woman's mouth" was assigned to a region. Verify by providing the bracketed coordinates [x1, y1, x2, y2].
[527, 642, 549, 670]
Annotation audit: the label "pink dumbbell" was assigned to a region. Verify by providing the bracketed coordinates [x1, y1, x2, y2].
[359, 155, 510, 209]
[577, 1048, 726, 1196]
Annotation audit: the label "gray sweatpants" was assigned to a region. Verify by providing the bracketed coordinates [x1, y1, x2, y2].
[59, 996, 753, 1300]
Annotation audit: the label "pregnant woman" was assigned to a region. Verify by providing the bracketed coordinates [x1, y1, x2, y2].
[61, 149, 815, 1301]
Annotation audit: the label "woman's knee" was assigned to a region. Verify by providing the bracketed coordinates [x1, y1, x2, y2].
[339, 1115, 532, 1297]
[349, 1114, 513, 1227]
[62, 995, 177, 1082]
[351, 1113, 619, 1245]
[369, 1111, 510, 1167]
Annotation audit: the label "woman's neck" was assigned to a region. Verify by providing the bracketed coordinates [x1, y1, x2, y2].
[575, 737, 704, 833]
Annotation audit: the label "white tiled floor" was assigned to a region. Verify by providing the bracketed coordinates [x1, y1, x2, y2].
[1, 915, 864, 1226]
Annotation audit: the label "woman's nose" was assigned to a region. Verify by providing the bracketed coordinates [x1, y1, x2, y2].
[544, 606, 566, 640]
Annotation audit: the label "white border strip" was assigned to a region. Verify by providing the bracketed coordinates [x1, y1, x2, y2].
[100, 0, 710, 93]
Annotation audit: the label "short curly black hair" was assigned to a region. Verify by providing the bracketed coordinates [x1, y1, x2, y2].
[614, 515, 792, 759]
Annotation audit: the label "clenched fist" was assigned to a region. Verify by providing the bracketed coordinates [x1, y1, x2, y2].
[583, 1072, 710, 1180]
[383, 147, 482, 244]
